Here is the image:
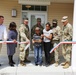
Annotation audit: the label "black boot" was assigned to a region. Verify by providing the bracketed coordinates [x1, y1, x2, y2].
[8, 55, 14, 66]
[11, 55, 15, 64]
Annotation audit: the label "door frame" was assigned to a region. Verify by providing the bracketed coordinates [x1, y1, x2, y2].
[21, 11, 47, 50]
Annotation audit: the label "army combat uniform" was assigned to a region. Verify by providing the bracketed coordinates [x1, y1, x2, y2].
[19, 24, 29, 65]
[31, 18, 44, 38]
[31, 20, 44, 51]
[52, 25, 61, 66]
[62, 23, 72, 68]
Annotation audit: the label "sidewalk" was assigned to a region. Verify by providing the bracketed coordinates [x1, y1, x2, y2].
[0, 54, 76, 75]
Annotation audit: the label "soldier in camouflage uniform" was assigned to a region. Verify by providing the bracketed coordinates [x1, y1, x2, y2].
[61, 16, 72, 69]
[19, 18, 30, 66]
[52, 19, 61, 67]
[31, 18, 44, 38]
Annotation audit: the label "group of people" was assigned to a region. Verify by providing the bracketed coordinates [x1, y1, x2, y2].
[0, 15, 72, 69]
[52, 17, 72, 69]
[0, 15, 18, 66]
[31, 17, 72, 69]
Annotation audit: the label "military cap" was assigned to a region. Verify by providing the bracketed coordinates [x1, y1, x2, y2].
[24, 17, 28, 21]
[52, 19, 58, 23]
[61, 16, 68, 22]
[37, 18, 41, 22]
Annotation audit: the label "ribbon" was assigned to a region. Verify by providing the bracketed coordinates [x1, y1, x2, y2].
[50, 41, 75, 53]
[0, 41, 30, 51]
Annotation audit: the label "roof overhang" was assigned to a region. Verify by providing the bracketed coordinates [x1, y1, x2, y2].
[51, 0, 73, 3]
[18, 0, 51, 5]
[18, 0, 74, 5]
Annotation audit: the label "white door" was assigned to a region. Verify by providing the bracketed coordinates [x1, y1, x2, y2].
[29, 12, 47, 28]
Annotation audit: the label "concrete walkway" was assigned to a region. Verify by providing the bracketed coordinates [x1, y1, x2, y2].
[0, 54, 76, 75]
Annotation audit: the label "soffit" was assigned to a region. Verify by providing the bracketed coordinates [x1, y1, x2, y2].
[18, 0, 51, 5]
[51, 0, 74, 3]
[18, 0, 74, 5]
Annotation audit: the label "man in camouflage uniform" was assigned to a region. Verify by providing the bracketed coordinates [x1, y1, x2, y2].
[31, 18, 44, 51]
[19, 18, 30, 66]
[31, 18, 44, 38]
[52, 19, 61, 67]
[61, 16, 72, 69]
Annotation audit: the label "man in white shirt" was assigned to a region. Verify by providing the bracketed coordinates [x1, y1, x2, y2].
[0, 15, 7, 66]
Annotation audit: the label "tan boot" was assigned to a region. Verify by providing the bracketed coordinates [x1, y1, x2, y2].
[63, 62, 70, 69]
[61, 62, 66, 66]
[55, 61, 59, 67]
[20, 61, 26, 66]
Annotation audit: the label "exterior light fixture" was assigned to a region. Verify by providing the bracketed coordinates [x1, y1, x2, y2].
[12, 9, 17, 17]
[25, 5, 31, 8]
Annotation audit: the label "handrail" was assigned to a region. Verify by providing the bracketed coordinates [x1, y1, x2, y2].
[50, 41, 75, 53]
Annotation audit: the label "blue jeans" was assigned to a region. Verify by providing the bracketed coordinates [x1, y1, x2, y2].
[34, 46, 42, 65]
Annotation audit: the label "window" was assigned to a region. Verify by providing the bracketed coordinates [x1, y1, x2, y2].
[22, 5, 47, 11]
[41, 6, 47, 11]
[29, 5, 34, 10]
[35, 5, 40, 11]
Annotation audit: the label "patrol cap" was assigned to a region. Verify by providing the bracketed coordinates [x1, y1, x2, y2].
[52, 19, 58, 23]
[37, 18, 41, 22]
[35, 27, 40, 30]
[24, 17, 28, 21]
[61, 16, 68, 22]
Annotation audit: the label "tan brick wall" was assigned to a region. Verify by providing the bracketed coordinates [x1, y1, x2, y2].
[0, 0, 21, 56]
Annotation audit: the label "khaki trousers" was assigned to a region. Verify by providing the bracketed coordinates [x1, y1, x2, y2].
[53, 40, 60, 62]
[19, 44, 29, 61]
[62, 44, 72, 62]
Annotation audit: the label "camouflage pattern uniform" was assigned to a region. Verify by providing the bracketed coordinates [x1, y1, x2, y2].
[31, 18, 44, 38]
[62, 23, 72, 63]
[52, 25, 61, 62]
[31, 24, 43, 38]
[19, 24, 29, 64]
[31, 18, 44, 51]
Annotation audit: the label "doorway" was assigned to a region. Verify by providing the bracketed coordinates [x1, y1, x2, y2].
[22, 12, 47, 50]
